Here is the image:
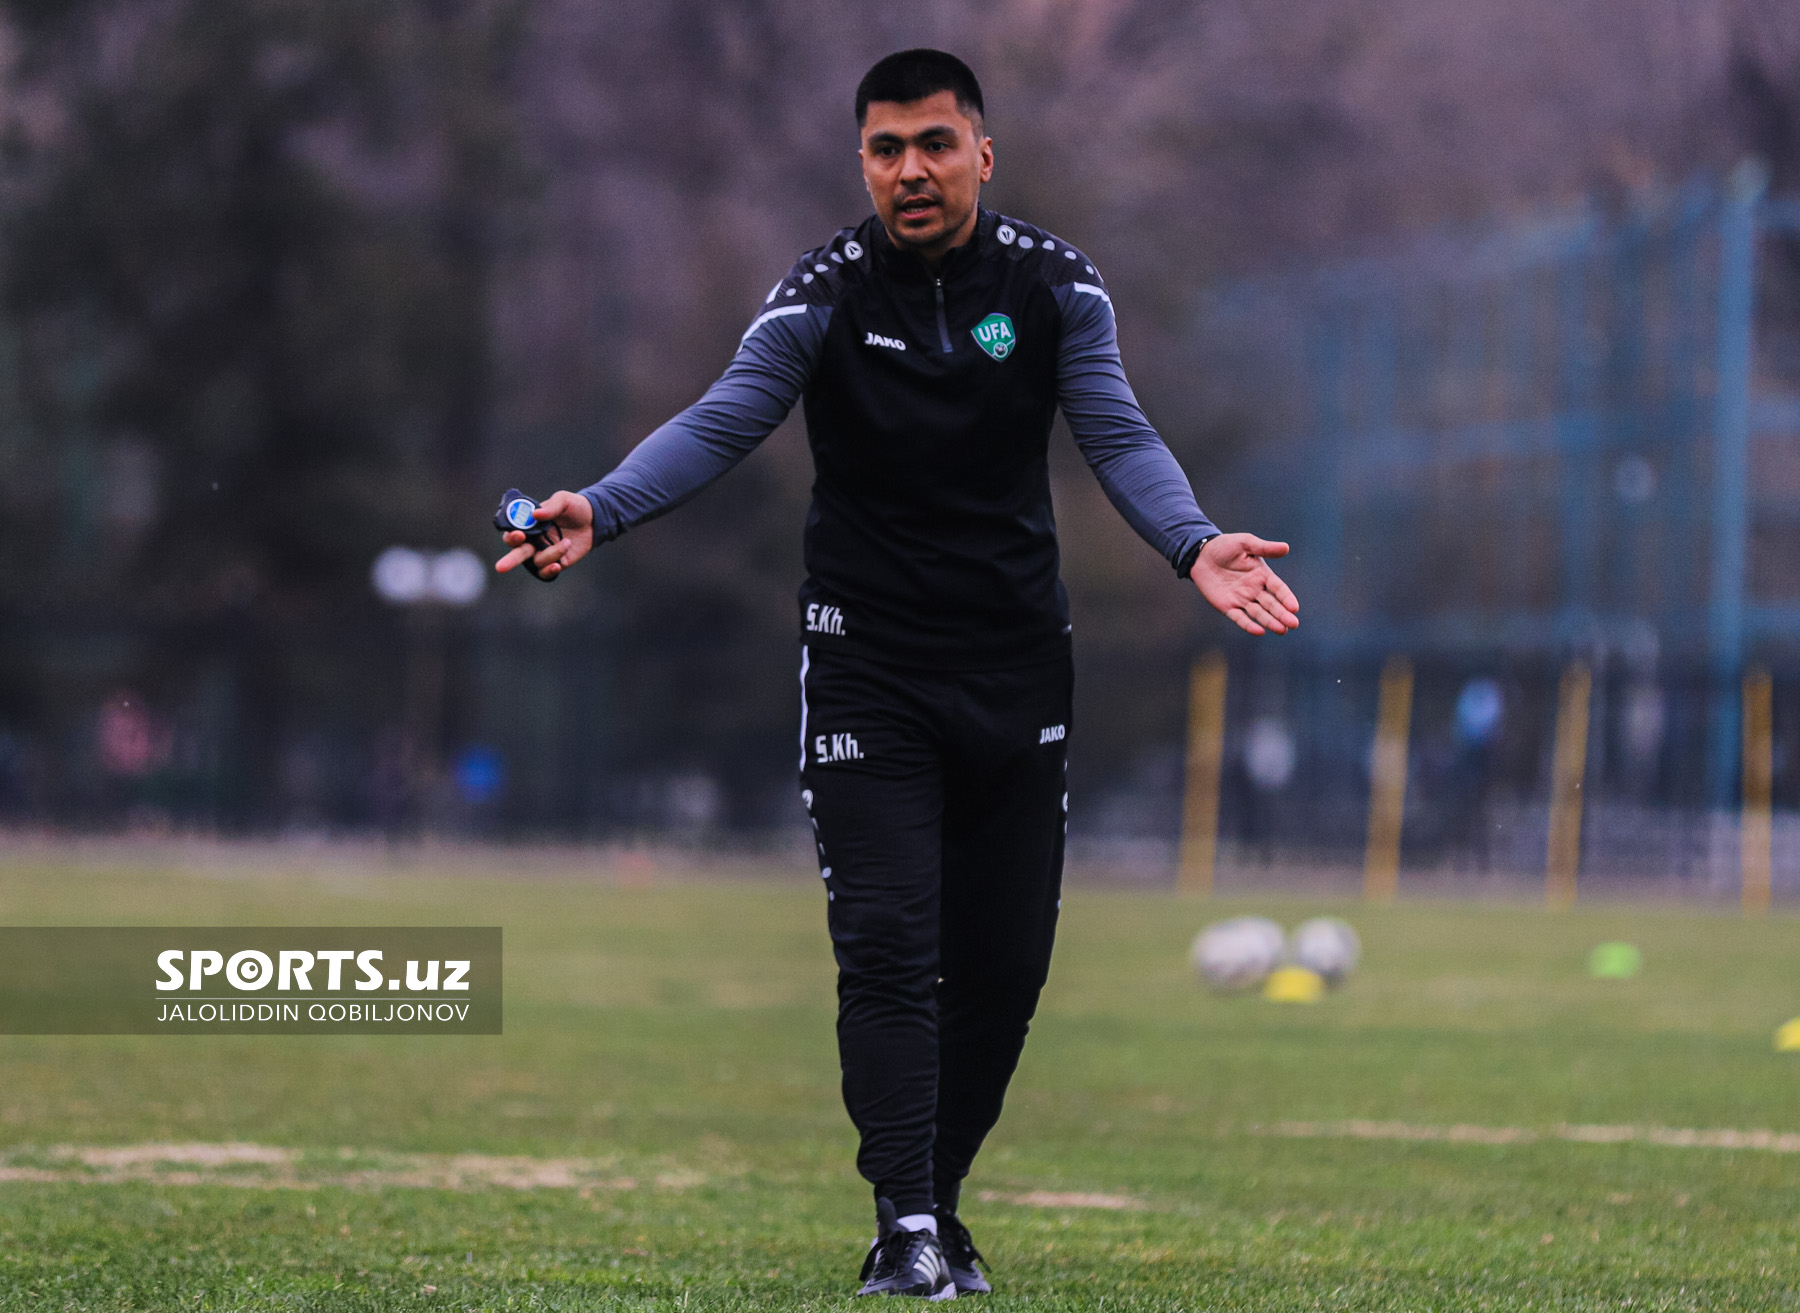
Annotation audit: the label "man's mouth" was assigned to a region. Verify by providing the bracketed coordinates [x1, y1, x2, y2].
[897, 195, 940, 221]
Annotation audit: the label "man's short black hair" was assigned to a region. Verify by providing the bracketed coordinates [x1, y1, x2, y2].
[855, 49, 984, 129]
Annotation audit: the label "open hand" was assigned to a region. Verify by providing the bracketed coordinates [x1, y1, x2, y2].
[494, 489, 595, 581]
[1189, 533, 1299, 635]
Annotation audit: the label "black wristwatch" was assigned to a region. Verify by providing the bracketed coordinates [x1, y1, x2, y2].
[1176, 533, 1220, 579]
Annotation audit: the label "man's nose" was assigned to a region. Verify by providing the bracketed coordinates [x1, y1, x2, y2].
[900, 146, 931, 181]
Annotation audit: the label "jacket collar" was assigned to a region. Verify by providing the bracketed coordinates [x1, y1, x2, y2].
[867, 207, 998, 283]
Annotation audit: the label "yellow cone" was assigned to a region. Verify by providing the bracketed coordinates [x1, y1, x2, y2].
[1264, 966, 1325, 1004]
[1774, 1018, 1800, 1052]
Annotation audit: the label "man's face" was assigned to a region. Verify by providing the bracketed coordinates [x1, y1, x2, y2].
[859, 90, 993, 263]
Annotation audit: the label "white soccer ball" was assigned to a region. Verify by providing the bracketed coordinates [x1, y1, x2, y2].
[1288, 917, 1361, 986]
[1190, 916, 1286, 991]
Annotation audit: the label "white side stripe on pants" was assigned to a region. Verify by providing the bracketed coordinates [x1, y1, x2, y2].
[797, 645, 811, 770]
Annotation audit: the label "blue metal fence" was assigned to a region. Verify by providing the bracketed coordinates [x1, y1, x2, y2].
[1193, 163, 1800, 809]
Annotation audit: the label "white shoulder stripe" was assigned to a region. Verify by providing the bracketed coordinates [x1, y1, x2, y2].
[1071, 281, 1112, 304]
[740, 303, 811, 344]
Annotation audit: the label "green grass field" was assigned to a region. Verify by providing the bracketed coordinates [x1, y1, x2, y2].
[3, 849, 1799, 1310]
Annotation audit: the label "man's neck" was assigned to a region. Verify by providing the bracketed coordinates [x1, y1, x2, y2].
[887, 207, 981, 272]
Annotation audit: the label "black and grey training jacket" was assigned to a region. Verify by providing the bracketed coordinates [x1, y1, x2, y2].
[580, 208, 1219, 670]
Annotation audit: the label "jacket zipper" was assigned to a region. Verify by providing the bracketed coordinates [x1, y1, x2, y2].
[933, 277, 953, 354]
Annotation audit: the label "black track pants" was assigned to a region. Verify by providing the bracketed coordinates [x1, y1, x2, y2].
[798, 644, 1071, 1218]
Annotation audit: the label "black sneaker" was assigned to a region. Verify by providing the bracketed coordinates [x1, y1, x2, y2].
[933, 1206, 991, 1295]
[856, 1197, 957, 1298]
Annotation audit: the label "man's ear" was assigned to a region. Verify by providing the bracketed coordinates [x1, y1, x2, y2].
[979, 137, 994, 184]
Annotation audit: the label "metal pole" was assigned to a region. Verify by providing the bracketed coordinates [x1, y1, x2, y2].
[1178, 652, 1229, 896]
[1706, 160, 1768, 808]
[1363, 656, 1413, 902]
[1306, 306, 1348, 638]
[1742, 666, 1774, 915]
[1546, 661, 1593, 908]
[1556, 228, 1598, 644]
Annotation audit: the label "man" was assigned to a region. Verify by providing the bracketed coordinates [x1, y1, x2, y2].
[497, 49, 1298, 1298]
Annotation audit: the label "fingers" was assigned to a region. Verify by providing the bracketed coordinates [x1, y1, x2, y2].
[1214, 567, 1299, 635]
[494, 541, 536, 574]
[1242, 595, 1293, 634]
[521, 535, 574, 579]
[495, 529, 577, 577]
[1250, 575, 1299, 629]
[532, 490, 575, 523]
[1261, 566, 1300, 614]
[533, 489, 593, 528]
[1246, 537, 1290, 559]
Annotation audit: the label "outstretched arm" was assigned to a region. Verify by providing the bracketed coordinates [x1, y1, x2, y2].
[1054, 278, 1297, 635]
[497, 302, 828, 579]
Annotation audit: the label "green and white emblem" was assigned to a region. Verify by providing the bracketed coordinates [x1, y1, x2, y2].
[972, 313, 1016, 361]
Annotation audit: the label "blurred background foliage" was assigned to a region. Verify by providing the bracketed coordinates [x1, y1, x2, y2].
[0, 0, 1796, 851]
